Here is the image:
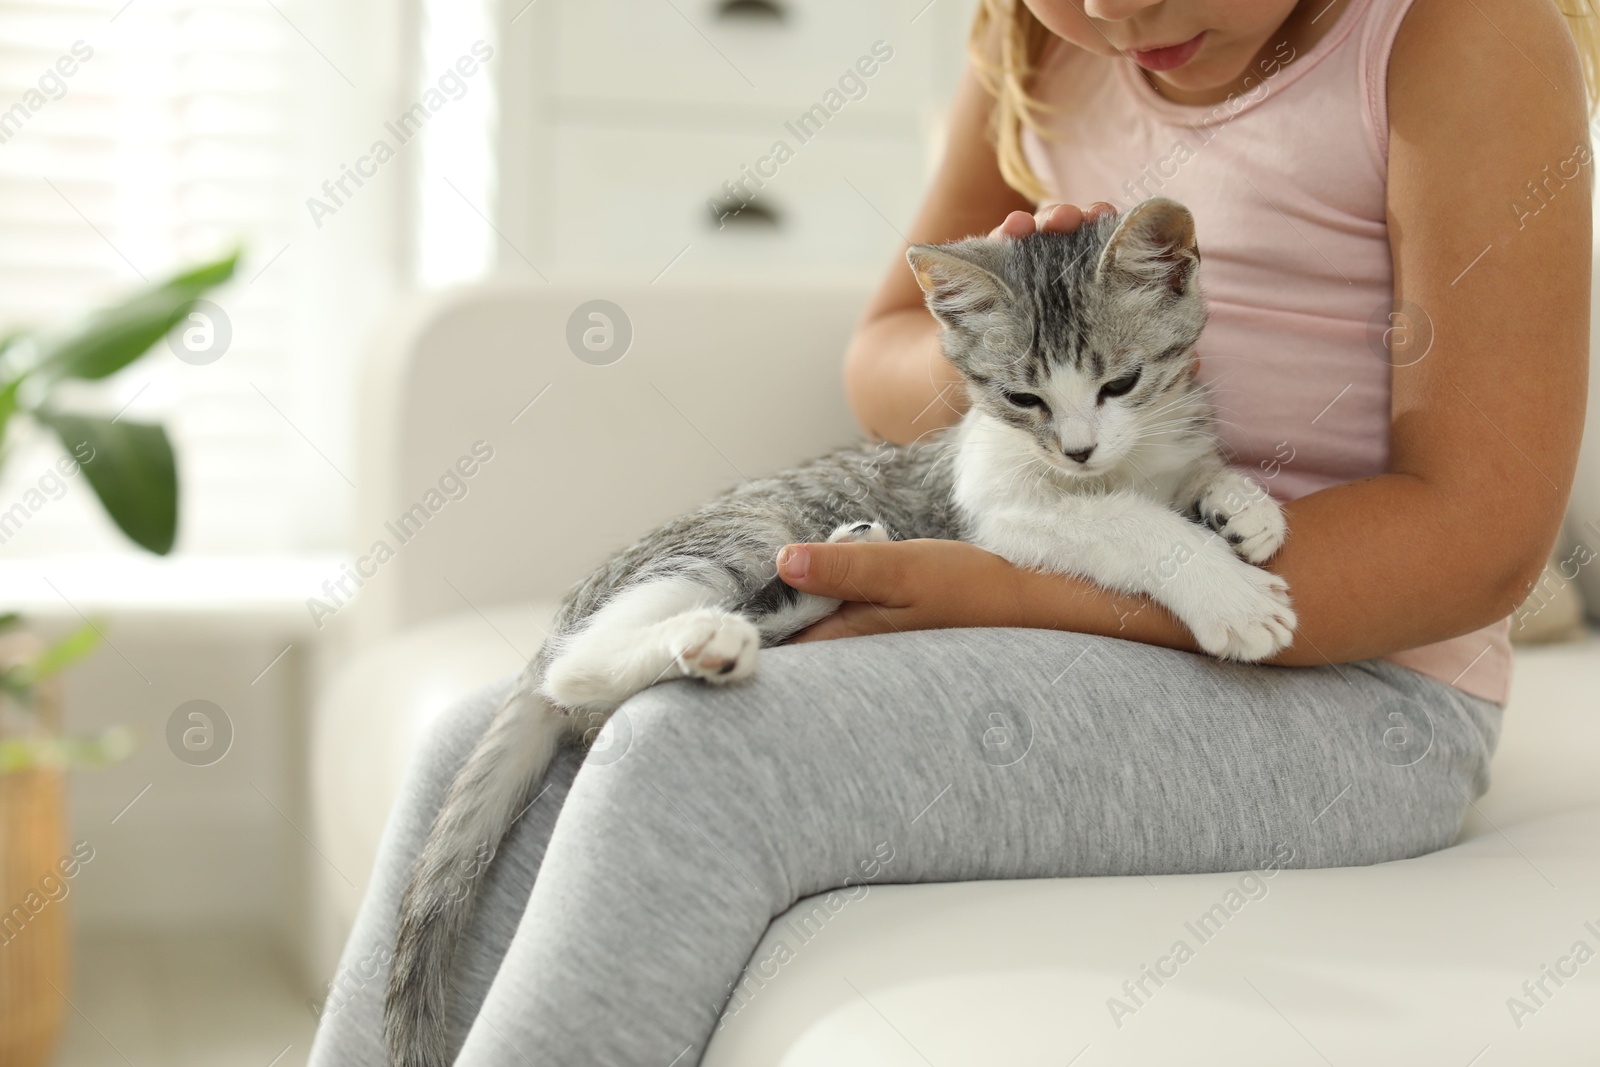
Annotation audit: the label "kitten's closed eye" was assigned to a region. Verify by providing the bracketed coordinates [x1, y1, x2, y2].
[1098, 369, 1142, 401]
[1003, 390, 1049, 411]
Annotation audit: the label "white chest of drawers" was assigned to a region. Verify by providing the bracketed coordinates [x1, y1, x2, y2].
[499, 0, 976, 284]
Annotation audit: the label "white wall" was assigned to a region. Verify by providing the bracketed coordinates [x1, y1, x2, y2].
[41, 618, 311, 961]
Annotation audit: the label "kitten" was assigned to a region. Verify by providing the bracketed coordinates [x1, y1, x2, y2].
[383, 197, 1294, 1066]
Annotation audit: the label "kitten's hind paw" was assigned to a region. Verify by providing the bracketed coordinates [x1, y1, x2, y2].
[827, 520, 890, 544]
[667, 611, 760, 684]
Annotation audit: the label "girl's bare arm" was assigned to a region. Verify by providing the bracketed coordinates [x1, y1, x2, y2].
[843, 64, 1033, 444]
[1252, 0, 1591, 662]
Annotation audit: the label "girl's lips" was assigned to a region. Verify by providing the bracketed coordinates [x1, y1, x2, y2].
[1127, 31, 1207, 72]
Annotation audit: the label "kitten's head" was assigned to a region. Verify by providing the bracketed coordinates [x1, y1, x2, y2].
[907, 197, 1207, 478]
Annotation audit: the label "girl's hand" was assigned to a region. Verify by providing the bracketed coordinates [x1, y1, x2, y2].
[988, 201, 1117, 240]
[774, 536, 1207, 654]
[776, 538, 1032, 642]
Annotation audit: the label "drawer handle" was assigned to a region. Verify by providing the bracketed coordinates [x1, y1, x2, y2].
[714, 0, 786, 23]
[709, 198, 781, 230]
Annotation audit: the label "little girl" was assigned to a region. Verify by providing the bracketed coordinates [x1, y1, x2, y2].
[311, 1, 1592, 1063]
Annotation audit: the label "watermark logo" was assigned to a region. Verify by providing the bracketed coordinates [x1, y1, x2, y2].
[1510, 139, 1593, 231]
[582, 708, 633, 766]
[1111, 40, 1295, 208]
[566, 299, 632, 366]
[166, 699, 233, 767]
[1369, 694, 1434, 768]
[1367, 298, 1433, 368]
[306, 441, 497, 629]
[716, 840, 896, 1029]
[0, 443, 96, 549]
[1515, 539, 1596, 632]
[708, 41, 895, 229]
[310, 940, 392, 1020]
[1107, 843, 1296, 1029]
[167, 299, 232, 365]
[1506, 919, 1600, 1029]
[0, 40, 93, 147]
[969, 704, 1034, 767]
[0, 840, 95, 947]
[304, 40, 494, 230]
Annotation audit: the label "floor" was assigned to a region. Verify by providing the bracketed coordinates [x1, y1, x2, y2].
[51, 930, 317, 1067]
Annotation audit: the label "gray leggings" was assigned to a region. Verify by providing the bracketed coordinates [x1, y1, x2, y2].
[307, 627, 1501, 1066]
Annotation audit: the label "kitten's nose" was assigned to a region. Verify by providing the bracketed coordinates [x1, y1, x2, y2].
[1064, 445, 1096, 464]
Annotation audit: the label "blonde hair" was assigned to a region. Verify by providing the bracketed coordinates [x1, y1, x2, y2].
[1563, 1, 1600, 115]
[969, 0, 1600, 203]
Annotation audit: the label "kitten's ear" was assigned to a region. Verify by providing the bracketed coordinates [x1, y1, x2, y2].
[906, 240, 1014, 331]
[1095, 198, 1199, 297]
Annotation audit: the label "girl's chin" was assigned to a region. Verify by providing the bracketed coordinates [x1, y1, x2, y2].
[1143, 53, 1260, 100]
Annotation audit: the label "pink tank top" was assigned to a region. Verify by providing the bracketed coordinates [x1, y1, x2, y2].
[1020, 0, 1513, 705]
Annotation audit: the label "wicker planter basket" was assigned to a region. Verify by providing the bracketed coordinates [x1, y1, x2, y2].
[0, 635, 69, 1067]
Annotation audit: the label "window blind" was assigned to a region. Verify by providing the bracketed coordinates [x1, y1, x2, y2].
[0, 0, 316, 554]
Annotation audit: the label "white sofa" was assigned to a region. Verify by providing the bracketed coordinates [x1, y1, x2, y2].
[310, 280, 1600, 1064]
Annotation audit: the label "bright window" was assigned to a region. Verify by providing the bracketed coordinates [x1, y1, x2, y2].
[0, 0, 499, 558]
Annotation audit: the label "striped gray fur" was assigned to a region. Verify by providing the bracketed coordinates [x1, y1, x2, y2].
[560, 439, 963, 643]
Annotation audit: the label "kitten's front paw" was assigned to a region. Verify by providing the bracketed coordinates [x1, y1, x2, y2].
[1181, 559, 1297, 662]
[827, 520, 890, 544]
[1195, 474, 1287, 564]
[668, 611, 760, 683]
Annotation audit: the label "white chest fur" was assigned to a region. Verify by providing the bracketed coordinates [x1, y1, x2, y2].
[949, 409, 1207, 523]
[944, 407, 1296, 663]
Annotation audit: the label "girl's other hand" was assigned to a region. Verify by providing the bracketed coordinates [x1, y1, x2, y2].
[987, 201, 1117, 240]
[774, 535, 1204, 655]
[775, 538, 1029, 643]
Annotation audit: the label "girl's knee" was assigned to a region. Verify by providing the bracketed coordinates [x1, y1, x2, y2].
[571, 679, 802, 842]
[587, 681, 735, 780]
[408, 675, 517, 786]
[592, 668, 815, 781]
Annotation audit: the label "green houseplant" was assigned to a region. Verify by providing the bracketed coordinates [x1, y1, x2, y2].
[0, 251, 238, 555]
[0, 251, 237, 1067]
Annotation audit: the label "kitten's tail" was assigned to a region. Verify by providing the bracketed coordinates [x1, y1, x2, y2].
[384, 680, 575, 1067]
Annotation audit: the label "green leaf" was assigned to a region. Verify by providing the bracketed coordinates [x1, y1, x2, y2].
[166, 254, 239, 291]
[0, 727, 136, 774]
[31, 249, 240, 385]
[0, 612, 18, 633]
[0, 668, 33, 702]
[15, 623, 101, 685]
[35, 412, 178, 554]
[0, 623, 99, 702]
[0, 376, 20, 450]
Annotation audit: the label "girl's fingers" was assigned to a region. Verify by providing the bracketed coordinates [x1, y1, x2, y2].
[988, 202, 1116, 242]
[1036, 203, 1085, 232]
[775, 541, 912, 606]
[988, 210, 1037, 240]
